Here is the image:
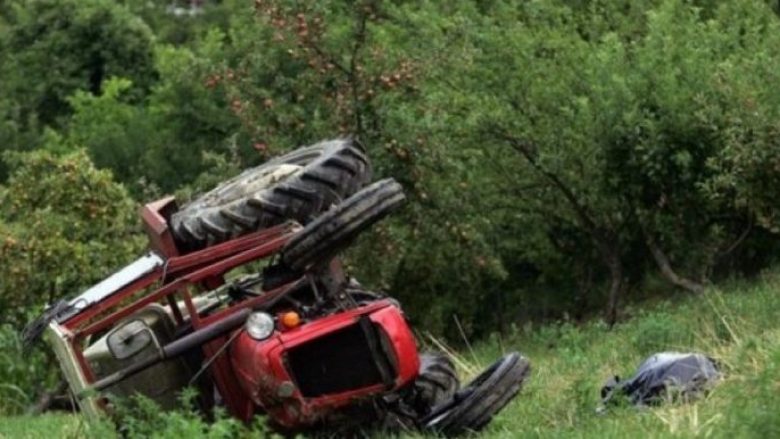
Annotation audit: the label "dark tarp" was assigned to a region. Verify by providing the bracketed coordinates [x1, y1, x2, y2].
[601, 352, 720, 406]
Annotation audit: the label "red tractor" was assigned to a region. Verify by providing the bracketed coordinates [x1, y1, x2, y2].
[24, 139, 530, 436]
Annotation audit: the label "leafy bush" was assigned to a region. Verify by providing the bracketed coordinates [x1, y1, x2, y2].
[0, 327, 55, 415]
[2, 0, 780, 340]
[0, 0, 156, 171]
[112, 390, 282, 439]
[0, 149, 143, 326]
[407, 0, 780, 327]
[0, 149, 143, 415]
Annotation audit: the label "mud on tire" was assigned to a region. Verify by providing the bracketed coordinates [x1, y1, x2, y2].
[281, 178, 405, 271]
[171, 138, 371, 250]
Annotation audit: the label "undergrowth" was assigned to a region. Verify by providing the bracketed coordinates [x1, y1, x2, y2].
[1, 270, 779, 438]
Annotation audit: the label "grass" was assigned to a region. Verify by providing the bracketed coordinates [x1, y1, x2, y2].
[2, 270, 779, 438]
[0, 414, 91, 439]
[431, 270, 780, 438]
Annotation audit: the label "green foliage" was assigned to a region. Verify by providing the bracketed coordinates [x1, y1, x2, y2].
[4, 264, 780, 437]
[0, 149, 144, 326]
[65, 78, 155, 186]
[0, 413, 113, 438]
[721, 343, 780, 437]
[140, 39, 242, 192]
[111, 390, 282, 439]
[1, 0, 780, 340]
[0, 327, 54, 415]
[0, 0, 772, 432]
[0, 150, 142, 417]
[396, 0, 780, 328]
[60, 39, 241, 194]
[0, 0, 156, 152]
[629, 310, 691, 356]
[449, 266, 780, 438]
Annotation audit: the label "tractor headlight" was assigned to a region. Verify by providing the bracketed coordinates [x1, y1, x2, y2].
[245, 312, 275, 340]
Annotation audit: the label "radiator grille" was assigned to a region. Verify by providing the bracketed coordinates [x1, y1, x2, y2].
[286, 321, 393, 398]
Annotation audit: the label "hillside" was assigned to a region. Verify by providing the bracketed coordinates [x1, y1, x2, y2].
[451, 271, 780, 438]
[2, 270, 778, 438]
[2, 1, 780, 437]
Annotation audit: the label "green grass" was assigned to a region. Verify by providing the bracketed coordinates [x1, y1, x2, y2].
[431, 270, 780, 438]
[2, 271, 780, 438]
[0, 414, 91, 439]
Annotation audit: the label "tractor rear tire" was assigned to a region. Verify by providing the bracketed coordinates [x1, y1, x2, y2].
[281, 178, 405, 271]
[380, 351, 459, 432]
[422, 352, 530, 436]
[171, 138, 371, 250]
[409, 352, 460, 417]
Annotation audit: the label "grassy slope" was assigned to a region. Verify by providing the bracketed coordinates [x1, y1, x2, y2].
[2, 271, 779, 438]
[430, 270, 780, 439]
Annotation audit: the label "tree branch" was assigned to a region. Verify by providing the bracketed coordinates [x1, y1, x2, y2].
[307, 42, 350, 75]
[348, 4, 369, 135]
[642, 226, 705, 294]
[492, 129, 627, 325]
[719, 216, 753, 257]
[494, 131, 602, 237]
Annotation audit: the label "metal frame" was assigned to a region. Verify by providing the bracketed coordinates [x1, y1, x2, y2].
[46, 197, 420, 427]
[55, 218, 300, 417]
[229, 300, 420, 426]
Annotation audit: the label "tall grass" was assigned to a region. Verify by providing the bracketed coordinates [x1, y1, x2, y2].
[0, 326, 59, 416]
[436, 270, 780, 438]
[2, 270, 779, 438]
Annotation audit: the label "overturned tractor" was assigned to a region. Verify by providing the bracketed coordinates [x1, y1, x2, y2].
[24, 138, 530, 436]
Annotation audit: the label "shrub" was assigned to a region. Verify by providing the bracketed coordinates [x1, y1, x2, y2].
[0, 149, 143, 326]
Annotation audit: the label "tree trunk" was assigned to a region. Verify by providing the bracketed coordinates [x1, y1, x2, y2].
[574, 262, 593, 322]
[603, 246, 624, 327]
[27, 379, 68, 415]
[498, 133, 629, 326]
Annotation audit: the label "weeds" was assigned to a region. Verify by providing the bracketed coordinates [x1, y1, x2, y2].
[2, 273, 779, 437]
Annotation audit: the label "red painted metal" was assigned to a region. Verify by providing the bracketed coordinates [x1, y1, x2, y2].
[369, 305, 420, 383]
[181, 287, 201, 327]
[202, 336, 254, 420]
[230, 300, 419, 428]
[187, 283, 300, 421]
[64, 222, 296, 330]
[76, 278, 182, 338]
[62, 221, 298, 409]
[198, 284, 294, 328]
[68, 227, 294, 336]
[64, 271, 162, 330]
[60, 197, 421, 429]
[140, 196, 180, 257]
[166, 294, 184, 326]
[56, 324, 97, 383]
[164, 223, 295, 277]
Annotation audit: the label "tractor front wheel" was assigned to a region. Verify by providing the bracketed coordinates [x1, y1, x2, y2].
[422, 352, 530, 436]
[280, 178, 405, 271]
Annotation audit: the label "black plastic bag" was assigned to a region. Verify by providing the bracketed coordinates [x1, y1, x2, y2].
[601, 352, 720, 407]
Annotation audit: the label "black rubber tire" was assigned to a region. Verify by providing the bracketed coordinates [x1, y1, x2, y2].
[171, 138, 371, 249]
[423, 352, 531, 436]
[281, 178, 405, 271]
[409, 352, 460, 417]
